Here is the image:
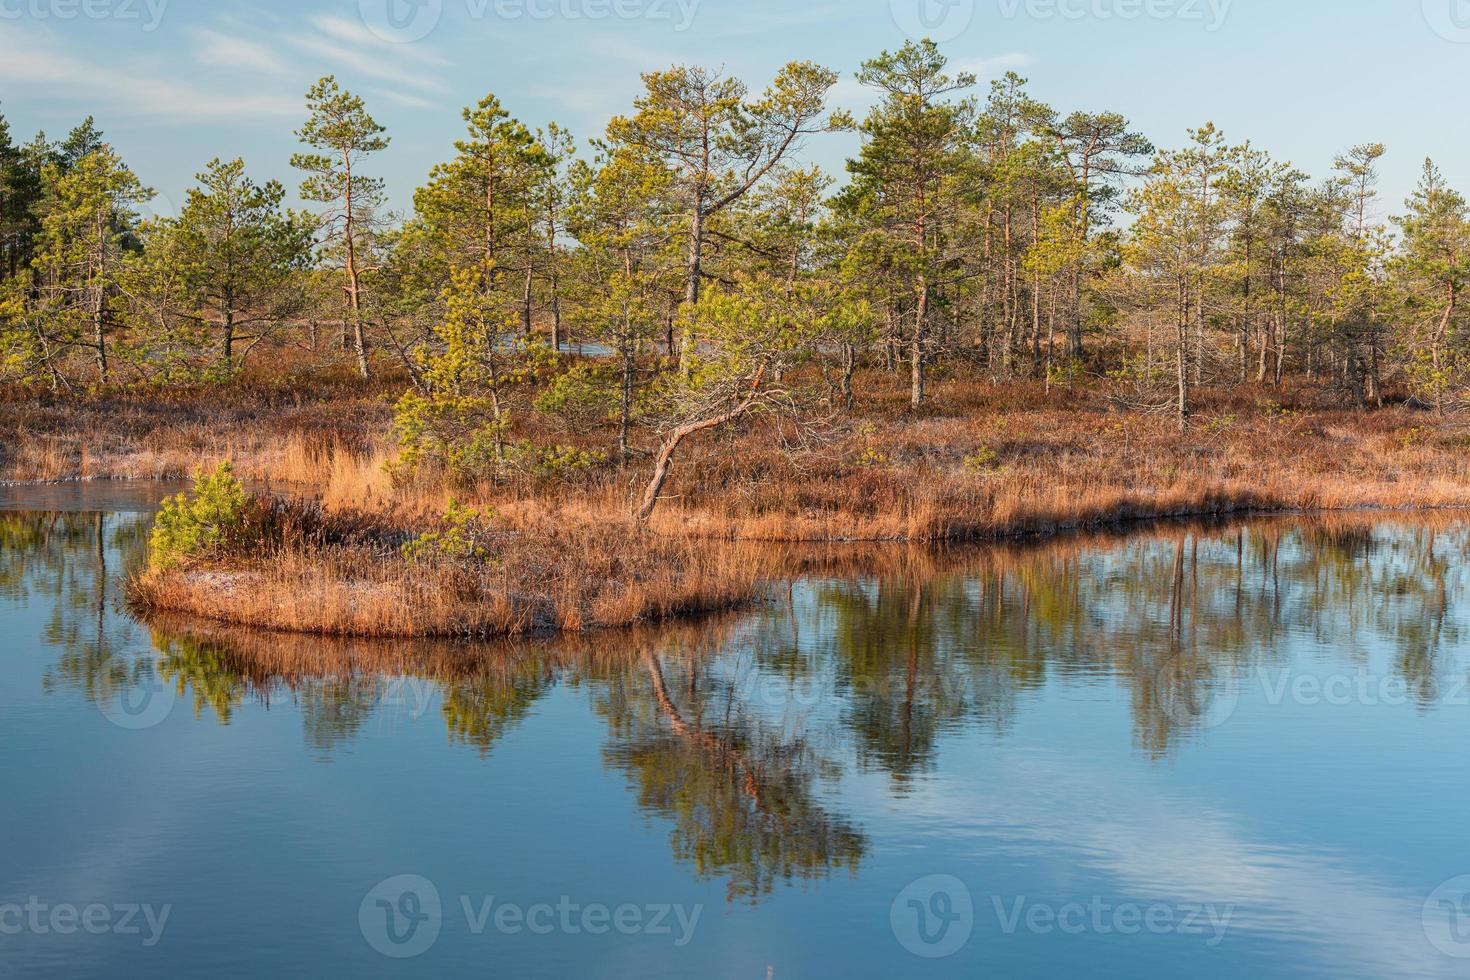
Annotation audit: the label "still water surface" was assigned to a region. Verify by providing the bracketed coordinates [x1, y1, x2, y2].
[3, 482, 1470, 978]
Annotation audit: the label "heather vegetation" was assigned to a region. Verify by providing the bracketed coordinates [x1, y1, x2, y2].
[5, 40, 1470, 634]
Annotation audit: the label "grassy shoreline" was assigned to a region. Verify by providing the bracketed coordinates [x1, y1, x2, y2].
[14, 374, 1470, 638]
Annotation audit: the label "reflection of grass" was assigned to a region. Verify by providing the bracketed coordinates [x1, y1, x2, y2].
[127, 512, 1468, 902]
[143, 613, 867, 903]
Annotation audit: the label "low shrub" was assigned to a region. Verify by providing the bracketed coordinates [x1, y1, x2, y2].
[149, 462, 249, 570]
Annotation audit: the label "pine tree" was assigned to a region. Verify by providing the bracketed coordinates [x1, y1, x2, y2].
[1124, 124, 1231, 429]
[1393, 159, 1470, 412]
[607, 60, 838, 371]
[31, 144, 151, 386]
[393, 266, 548, 479]
[1050, 111, 1152, 358]
[292, 77, 389, 379]
[564, 143, 678, 459]
[161, 158, 312, 370]
[407, 93, 550, 334]
[841, 40, 977, 408]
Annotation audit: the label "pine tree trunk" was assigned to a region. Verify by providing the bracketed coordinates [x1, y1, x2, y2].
[911, 281, 927, 409]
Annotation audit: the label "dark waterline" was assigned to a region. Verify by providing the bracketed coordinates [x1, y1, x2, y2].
[3, 481, 1470, 978]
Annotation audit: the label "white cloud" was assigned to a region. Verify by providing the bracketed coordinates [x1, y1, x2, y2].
[286, 31, 450, 94]
[709, 4, 845, 38]
[307, 13, 451, 66]
[950, 52, 1033, 79]
[191, 28, 291, 76]
[372, 89, 439, 110]
[0, 29, 300, 122]
[828, 75, 876, 116]
[581, 35, 683, 69]
[895, 749, 1463, 980]
[523, 83, 624, 115]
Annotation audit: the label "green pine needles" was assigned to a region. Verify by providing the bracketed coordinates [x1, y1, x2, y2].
[149, 462, 248, 571]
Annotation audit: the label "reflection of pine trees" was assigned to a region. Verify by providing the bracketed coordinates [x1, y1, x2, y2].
[795, 518, 1470, 761]
[12, 511, 155, 711]
[296, 676, 385, 755]
[26, 509, 1469, 901]
[135, 619, 871, 904]
[138, 514, 1470, 790]
[596, 648, 866, 904]
[443, 665, 555, 757]
[155, 632, 248, 724]
[814, 579, 974, 792]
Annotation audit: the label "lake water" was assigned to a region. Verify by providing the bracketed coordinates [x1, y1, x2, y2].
[4, 482, 1470, 978]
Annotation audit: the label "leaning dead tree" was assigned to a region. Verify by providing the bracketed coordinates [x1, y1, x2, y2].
[638, 362, 771, 522]
[636, 276, 829, 523]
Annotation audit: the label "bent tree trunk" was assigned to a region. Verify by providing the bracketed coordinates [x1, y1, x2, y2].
[638, 367, 766, 523]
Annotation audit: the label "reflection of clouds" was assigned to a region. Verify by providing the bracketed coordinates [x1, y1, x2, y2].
[898, 749, 1455, 978]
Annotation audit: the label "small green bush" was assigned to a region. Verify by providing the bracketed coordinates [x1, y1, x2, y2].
[401, 500, 497, 566]
[149, 462, 249, 570]
[508, 441, 608, 478]
[963, 446, 1002, 474]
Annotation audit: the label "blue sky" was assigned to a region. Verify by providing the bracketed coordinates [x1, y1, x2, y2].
[1, 0, 1466, 223]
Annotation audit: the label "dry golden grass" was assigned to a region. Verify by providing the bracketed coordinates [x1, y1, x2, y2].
[0, 374, 395, 485]
[627, 381, 1470, 542]
[19, 364, 1470, 636]
[14, 367, 1469, 549]
[129, 503, 768, 638]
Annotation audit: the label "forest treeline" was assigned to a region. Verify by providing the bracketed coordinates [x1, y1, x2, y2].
[2, 40, 1466, 515]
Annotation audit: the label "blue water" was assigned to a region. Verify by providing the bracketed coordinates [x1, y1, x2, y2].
[3, 482, 1470, 978]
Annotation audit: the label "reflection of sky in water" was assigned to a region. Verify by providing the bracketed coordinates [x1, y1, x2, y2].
[3, 482, 1469, 978]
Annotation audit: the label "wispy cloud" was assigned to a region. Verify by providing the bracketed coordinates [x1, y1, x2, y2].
[951, 52, 1033, 78]
[372, 89, 438, 110]
[582, 35, 684, 69]
[0, 27, 300, 121]
[191, 28, 291, 76]
[523, 83, 623, 115]
[709, 4, 845, 38]
[308, 13, 450, 66]
[287, 15, 451, 94]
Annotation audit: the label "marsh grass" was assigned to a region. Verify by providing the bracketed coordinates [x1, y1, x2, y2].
[129, 496, 768, 637]
[25, 366, 1470, 637]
